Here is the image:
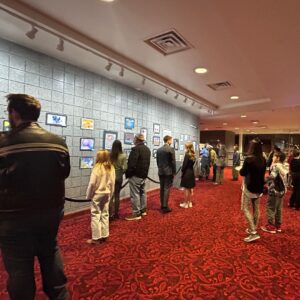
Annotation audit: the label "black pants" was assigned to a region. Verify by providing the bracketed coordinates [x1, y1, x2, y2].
[0, 210, 69, 300]
[159, 175, 173, 209]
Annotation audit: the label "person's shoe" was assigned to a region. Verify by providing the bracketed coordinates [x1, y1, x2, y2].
[244, 234, 260, 243]
[213, 182, 219, 185]
[276, 225, 282, 233]
[141, 211, 147, 216]
[261, 224, 276, 234]
[179, 202, 188, 208]
[188, 202, 193, 208]
[161, 207, 172, 214]
[125, 214, 142, 221]
[86, 239, 101, 244]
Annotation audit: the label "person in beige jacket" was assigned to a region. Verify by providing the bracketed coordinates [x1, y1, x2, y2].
[86, 150, 115, 244]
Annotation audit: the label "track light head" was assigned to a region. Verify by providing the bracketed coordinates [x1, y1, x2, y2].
[56, 39, 64, 51]
[174, 93, 179, 100]
[183, 97, 188, 103]
[105, 61, 112, 71]
[142, 77, 146, 85]
[191, 101, 195, 106]
[26, 26, 38, 40]
[119, 67, 124, 77]
[164, 88, 169, 95]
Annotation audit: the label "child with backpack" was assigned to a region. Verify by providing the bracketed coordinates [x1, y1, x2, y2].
[261, 152, 288, 233]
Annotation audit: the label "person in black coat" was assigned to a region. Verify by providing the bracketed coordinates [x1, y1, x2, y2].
[0, 94, 70, 299]
[180, 142, 196, 208]
[156, 135, 176, 213]
[289, 149, 300, 210]
[125, 134, 151, 220]
[240, 138, 266, 243]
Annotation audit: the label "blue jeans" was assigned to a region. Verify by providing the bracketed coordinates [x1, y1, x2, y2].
[0, 209, 69, 300]
[129, 176, 146, 215]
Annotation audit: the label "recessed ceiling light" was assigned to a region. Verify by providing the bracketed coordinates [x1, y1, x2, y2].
[230, 96, 239, 100]
[235, 127, 239, 130]
[204, 128, 208, 130]
[194, 67, 208, 74]
[252, 120, 259, 124]
[223, 122, 228, 125]
[100, 0, 115, 2]
[241, 115, 247, 118]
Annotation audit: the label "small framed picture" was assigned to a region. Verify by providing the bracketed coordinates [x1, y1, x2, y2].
[140, 128, 147, 140]
[173, 138, 179, 150]
[124, 117, 135, 129]
[153, 123, 160, 134]
[152, 135, 160, 146]
[80, 138, 95, 151]
[152, 149, 157, 158]
[46, 113, 67, 127]
[103, 130, 118, 150]
[2, 120, 11, 132]
[79, 157, 94, 169]
[124, 132, 135, 145]
[81, 118, 94, 130]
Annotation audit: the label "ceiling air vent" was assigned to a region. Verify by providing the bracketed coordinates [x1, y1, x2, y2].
[144, 29, 192, 55]
[207, 81, 233, 91]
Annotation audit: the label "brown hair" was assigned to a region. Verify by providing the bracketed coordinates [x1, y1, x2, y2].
[185, 142, 195, 160]
[95, 150, 112, 171]
[6, 94, 41, 121]
[163, 135, 172, 143]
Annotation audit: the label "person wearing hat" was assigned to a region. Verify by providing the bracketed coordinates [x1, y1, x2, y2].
[125, 134, 151, 220]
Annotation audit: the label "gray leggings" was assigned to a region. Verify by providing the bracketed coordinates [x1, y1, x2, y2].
[241, 193, 260, 233]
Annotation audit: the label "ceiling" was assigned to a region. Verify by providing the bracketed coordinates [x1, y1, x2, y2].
[0, 0, 299, 134]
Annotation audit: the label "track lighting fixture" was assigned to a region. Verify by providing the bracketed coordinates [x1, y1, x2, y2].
[56, 38, 64, 51]
[26, 25, 38, 39]
[191, 101, 195, 106]
[142, 77, 146, 85]
[119, 67, 124, 77]
[174, 93, 179, 100]
[105, 61, 112, 71]
[164, 88, 169, 95]
[183, 97, 188, 103]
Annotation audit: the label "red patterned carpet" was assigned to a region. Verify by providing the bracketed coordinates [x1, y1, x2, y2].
[1, 168, 300, 299]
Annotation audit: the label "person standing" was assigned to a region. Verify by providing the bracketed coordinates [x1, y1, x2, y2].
[215, 143, 227, 185]
[0, 94, 70, 299]
[109, 140, 127, 219]
[180, 142, 196, 208]
[232, 145, 241, 181]
[289, 149, 300, 210]
[200, 143, 210, 180]
[240, 138, 266, 243]
[210, 145, 218, 182]
[156, 135, 176, 213]
[125, 134, 151, 220]
[86, 150, 115, 244]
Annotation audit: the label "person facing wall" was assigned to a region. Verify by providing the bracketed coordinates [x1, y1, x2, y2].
[0, 94, 71, 299]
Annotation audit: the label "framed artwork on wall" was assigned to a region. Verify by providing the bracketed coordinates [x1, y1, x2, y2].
[124, 117, 135, 129]
[2, 120, 11, 132]
[80, 138, 95, 151]
[152, 149, 157, 158]
[180, 134, 184, 142]
[153, 123, 160, 134]
[152, 135, 160, 147]
[79, 157, 94, 169]
[103, 130, 118, 150]
[173, 138, 179, 150]
[180, 144, 184, 151]
[81, 118, 94, 130]
[124, 132, 135, 145]
[140, 128, 147, 140]
[46, 113, 67, 127]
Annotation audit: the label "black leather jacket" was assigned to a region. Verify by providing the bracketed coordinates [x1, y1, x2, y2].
[0, 122, 70, 213]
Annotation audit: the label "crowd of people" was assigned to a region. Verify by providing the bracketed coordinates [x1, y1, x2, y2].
[1, 93, 300, 298]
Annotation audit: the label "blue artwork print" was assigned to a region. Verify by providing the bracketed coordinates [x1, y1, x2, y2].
[124, 117, 135, 129]
[46, 113, 67, 127]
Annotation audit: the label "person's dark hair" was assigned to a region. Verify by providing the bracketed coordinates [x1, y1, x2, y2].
[274, 152, 286, 163]
[163, 135, 172, 143]
[110, 139, 123, 163]
[247, 138, 263, 157]
[274, 145, 281, 152]
[292, 149, 300, 157]
[6, 94, 41, 121]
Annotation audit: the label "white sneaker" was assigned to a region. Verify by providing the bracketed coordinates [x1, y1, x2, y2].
[188, 202, 193, 208]
[244, 234, 260, 243]
[179, 202, 188, 208]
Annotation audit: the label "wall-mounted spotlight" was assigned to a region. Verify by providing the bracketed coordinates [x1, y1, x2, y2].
[56, 38, 64, 51]
[164, 88, 169, 95]
[26, 25, 38, 39]
[142, 77, 146, 85]
[183, 97, 188, 103]
[174, 93, 179, 100]
[119, 67, 124, 77]
[191, 101, 195, 106]
[105, 61, 112, 71]
[198, 105, 202, 109]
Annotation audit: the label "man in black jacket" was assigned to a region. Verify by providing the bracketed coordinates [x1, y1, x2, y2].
[0, 94, 70, 299]
[125, 134, 150, 220]
[156, 135, 176, 213]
